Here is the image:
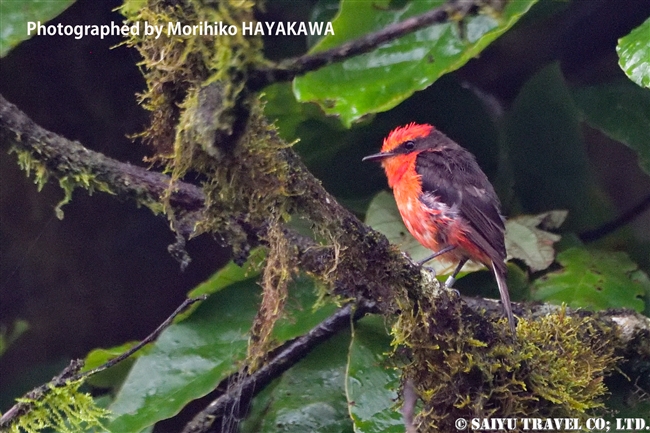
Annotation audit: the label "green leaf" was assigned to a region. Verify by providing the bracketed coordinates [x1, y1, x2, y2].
[83, 342, 143, 390]
[504, 210, 566, 272]
[0, 0, 76, 57]
[347, 316, 403, 433]
[293, 0, 538, 127]
[182, 246, 264, 320]
[365, 191, 482, 275]
[106, 282, 259, 433]
[307, 0, 340, 48]
[617, 16, 650, 89]
[271, 277, 338, 343]
[0, 319, 29, 357]
[187, 247, 265, 298]
[505, 63, 610, 230]
[105, 274, 332, 433]
[573, 82, 650, 175]
[532, 247, 648, 312]
[253, 332, 354, 433]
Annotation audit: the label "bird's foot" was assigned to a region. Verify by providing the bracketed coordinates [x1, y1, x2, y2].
[423, 266, 437, 277]
[444, 275, 457, 288]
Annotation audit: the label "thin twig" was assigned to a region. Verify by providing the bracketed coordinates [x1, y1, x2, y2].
[0, 296, 206, 430]
[79, 295, 207, 378]
[579, 193, 650, 243]
[248, 4, 456, 90]
[181, 299, 377, 433]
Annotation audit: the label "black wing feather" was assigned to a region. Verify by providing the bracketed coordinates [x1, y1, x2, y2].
[416, 146, 506, 270]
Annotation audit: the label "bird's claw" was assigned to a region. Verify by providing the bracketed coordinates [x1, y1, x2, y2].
[423, 266, 437, 277]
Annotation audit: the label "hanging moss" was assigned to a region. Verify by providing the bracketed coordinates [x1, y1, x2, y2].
[9, 146, 115, 219]
[121, 0, 311, 362]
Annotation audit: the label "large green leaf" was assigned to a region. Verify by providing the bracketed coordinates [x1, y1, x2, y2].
[617, 16, 650, 89]
[0, 0, 76, 57]
[83, 342, 142, 390]
[187, 247, 264, 299]
[105, 274, 332, 433]
[347, 316, 402, 433]
[573, 82, 650, 175]
[293, 0, 538, 127]
[106, 282, 258, 433]
[253, 332, 354, 433]
[505, 63, 610, 231]
[532, 247, 648, 312]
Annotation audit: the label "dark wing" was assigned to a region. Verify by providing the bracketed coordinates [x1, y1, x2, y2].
[416, 146, 506, 269]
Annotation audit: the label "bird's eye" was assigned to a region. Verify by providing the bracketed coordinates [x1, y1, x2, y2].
[404, 140, 415, 151]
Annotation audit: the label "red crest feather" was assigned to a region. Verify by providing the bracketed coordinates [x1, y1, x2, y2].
[381, 123, 434, 152]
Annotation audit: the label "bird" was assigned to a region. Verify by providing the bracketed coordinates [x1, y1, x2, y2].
[363, 123, 515, 333]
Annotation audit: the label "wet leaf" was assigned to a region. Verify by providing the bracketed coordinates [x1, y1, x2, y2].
[617, 16, 650, 89]
[105, 274, 331, 433]
[0, 0, 76, 57]
[532, 248, 648, 312]
[252, 332, 354, 433]
[294, 0, 538, 127]
[106, 282, 258, 433]
[505, 63, 611, 230]
[83, 342, 142, 390]
[347, 316, 402, 433]
[573, 82, 650, 175]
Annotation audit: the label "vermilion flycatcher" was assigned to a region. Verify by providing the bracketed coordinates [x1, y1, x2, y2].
[363, 123, 515, 332]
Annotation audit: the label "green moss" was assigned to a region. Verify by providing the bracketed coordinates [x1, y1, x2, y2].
[120, 1, 315, 366]
[392, 294, 620, 430]
[11, 147, 50, 192]
[121, 0, 265, 164]
[55, 174, 113, 219]
[10, 147, 114, 219]
[8, 379, 109, 433]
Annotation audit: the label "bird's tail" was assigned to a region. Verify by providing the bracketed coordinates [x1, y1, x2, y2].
[492, 262, 516, 334]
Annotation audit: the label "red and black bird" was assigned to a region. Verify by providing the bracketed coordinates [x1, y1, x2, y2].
[364, 123, 515, 332]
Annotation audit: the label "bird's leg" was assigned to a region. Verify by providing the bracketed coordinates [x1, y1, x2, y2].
[445, 258, 468, 288]
[418, 245, 456, 266]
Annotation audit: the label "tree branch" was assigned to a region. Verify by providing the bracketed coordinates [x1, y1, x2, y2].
[1, 91, 421, 313]
[247, 1, 475, 90]
[181, 299, 377, 433]
[0, 94, 205, 237]
[579, 193, 650, 243]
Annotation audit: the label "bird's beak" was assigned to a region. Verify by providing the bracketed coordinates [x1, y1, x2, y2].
[362, 151, 395, 162]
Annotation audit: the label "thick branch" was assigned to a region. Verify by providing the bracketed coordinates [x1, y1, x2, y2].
[0, 94, 204, 235]
[1, 91, 421, 311]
